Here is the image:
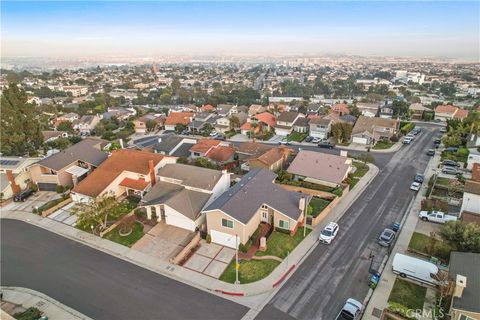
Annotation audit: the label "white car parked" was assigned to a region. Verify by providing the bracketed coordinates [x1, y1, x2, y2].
[410, 182, 421, 191]
[209, 131, 218, 137]
[319, 222, 339, 244]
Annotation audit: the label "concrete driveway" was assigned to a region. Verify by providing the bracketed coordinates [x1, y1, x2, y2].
[268, 135, 284, 143]
[132, 222, 193, 261]
[48, 202, 78, 226]
[183, 240, 235, 278]
[4, 191, 60, 213]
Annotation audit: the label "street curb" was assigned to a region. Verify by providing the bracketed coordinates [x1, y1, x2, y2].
[272, 264, 296, 288]
[0, 286, 92, 320]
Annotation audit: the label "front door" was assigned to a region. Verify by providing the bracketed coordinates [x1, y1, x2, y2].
[261, 211, 268, 223]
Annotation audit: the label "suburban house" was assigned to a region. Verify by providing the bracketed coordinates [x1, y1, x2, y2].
[409, 103, 430, 120]
[434, 105, 469, 122]
[216, 104, 235, 117]
[73, 114, 101, 135]
[42, 130, 69, 143]
[151, 134, 197, 158]
[356, 102, 380, 117]
[287, 150, 352, 188]
[309, 118, 332, 139]
[379, 101, 394, 118]
[248, 104, 267, 116]
[467, 149, 480, 171]
[448, 252, 480, 320]
[203, 169, 310, 248]
[140, 164, 231, 231]
[102, 106, 136, 121]
[188, 112, 217, 133]
[133, 113, 165, 133]
[340, 114, 357, 125]
[306, 103, 323, 116]
[70, 149, 176, 203]
[30, 138, 109, 191]
[164, 112, 194, 131]
[215, 117, 231, 134]
[199, 104, 215, 112]
[460, 176, 480, 223]
[235, 142, 274, 162]
[253, 112, 276, 131]
[0, 157, 40, 199]
[246, 146, 292, 172]
[330, 103, 350, 116]
[189, 139, 236, 164]
[351, 116, 398, 145]
[292, 117, 310, 133]
[274, 112, 305, 136]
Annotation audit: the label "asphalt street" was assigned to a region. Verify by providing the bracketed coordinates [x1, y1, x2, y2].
[255, 126, 438, 320]
[1, 219, 248, 320]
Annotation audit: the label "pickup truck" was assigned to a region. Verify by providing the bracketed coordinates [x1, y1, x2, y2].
[419, 211, 457, 224]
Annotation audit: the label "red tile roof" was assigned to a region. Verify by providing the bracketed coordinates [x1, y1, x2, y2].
[119, 177, 149, 190]
[435, 104, 457, 114]
[72, 149, 168, 197]
[254, 112, 276, 127]
[331, 103, 350, 115]
[454, 109, 469, 120]
[164, 112, 194, 126]
[206, 145, 235, 162]
[190, 139, 221, 154]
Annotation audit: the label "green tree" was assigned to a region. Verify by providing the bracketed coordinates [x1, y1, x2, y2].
[73, 195, 119, 232]
[175, 123, 187, 133]
[146, 119, 157, 132]
[159, 92, 172, 104]
[440, 221, 480, 253]
[57, 121, 74, 133]
[0, 84, 43, 155]
[229, 115, 240, 130]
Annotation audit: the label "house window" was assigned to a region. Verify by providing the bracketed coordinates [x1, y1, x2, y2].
[222, 218, 234, 229]
[193, 152, 200, 157]
[279, 220, 289, 229]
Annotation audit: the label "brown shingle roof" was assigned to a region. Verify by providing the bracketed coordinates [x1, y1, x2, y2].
[236, 142, 273, 157]
[252, 147, 291, 166]
[472, 163, 480, 182]
[352, 116, 397, 135]
[72, 149, 168, 197]
[190, 139, 221, 153]
[464, 180, 480, 196]
[206, 146, 235, 162]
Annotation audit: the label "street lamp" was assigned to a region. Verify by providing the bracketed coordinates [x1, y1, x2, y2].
[235, 234, 240, 284]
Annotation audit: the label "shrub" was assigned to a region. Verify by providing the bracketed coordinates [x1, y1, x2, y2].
[332, 187, 343, 197]
[55, 185, 64, 193]
[14, 307, 42, 320]
[239, 240, 252, 253]
[30, 184, 38, 192]
[275, 227, 291, 235]
[400, 122, 415, 135]
[390, 135, 399, 142]
[134, 208, 146, 219]
[206, 234, 212, 243]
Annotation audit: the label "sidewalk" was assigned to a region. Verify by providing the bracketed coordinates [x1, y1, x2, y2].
[362, 148, 441, 319]
[1, 286, 91, 320]
[1, 164, 378, 300]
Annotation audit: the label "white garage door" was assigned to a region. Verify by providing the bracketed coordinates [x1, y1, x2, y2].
[353, 137, 368, 144]
[210, 230, 239, 249]
[165, 215, 194, 231]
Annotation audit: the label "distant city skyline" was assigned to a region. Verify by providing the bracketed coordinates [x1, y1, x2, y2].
[2, 1, 479, 60]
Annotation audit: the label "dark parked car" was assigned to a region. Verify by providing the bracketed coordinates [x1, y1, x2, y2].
[13, 189, 34, 202]
[443, 159, 459, 167]
[318, 142, 335, 149]
[445, 147, 459, 152]
[214, 134, 225, 141]
[427, 149, 435, 156]
[378, 228, 396, 247]
[304, 136, 314, 143]
[414, 174, 425, 183]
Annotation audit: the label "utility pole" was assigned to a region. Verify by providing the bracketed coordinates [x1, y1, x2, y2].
[235, 234, 240, 284]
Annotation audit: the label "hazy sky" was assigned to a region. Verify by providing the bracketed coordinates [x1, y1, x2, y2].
[2, 1, 479, 60]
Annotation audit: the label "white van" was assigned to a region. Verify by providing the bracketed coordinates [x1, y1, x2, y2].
[392, 253, 442, 286]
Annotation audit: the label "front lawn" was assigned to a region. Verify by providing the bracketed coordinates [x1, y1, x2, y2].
[219, 259, 280, 284]
[256, 227, 311, 259]
[408, 232, 452, 262]
[441, 147, 469, 165]
[373, 140, 395, 150]
[388, 278, 427, 311]
[348, 161, 370, 189]
[308, 197, 331, 218]
[287, 132, 308, 142]
[104, 221, 144, 247]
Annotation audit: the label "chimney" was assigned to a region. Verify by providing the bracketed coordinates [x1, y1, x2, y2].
[6, 170, 21, 194]
[149, 160, 156, 186]
[340, 150, 348, 158]
[299, 197, 306, 212]
[453, 274, 467, 298]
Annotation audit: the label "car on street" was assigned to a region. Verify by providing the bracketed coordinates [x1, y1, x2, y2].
[410, 181, 421, 191]
[378, 228, 396, 247]
[319, 222, 339, 244]
[335, 298, 363, 320]
[442, 166, 458, 175]
[442, 159, 459, 167]
[214, 134, 225, 141]
[318, 142, 335, 149]
[304, 136, 314, 143]
[406, 134, 415, 140]
[279, 138, 291, 145]
[440, 127, 447, 133]
[433, 139, 441, 148]
[403, 137, 412, 144]
[414, 174, 425, 183]
[13, 189, 34, 202]
[419, 210, 458, 224]
[427, 149, 435, 156]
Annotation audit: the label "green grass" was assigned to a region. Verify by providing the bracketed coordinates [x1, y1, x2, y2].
[287, 132, 308, 142]
[408, 232, 453, 262]
[436, 177, 453, 186]
[104, 221, 144, 247]
[441, 147, 469, 164]
[349, 161, 370, 189]
[256, 227, 311, 259]
[408, 232, 436, 254]
[388, 278, 427, 310]
[219, 259, 280, 284]
[373, 140, 395, 149]
[308, 197, 331, 218]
